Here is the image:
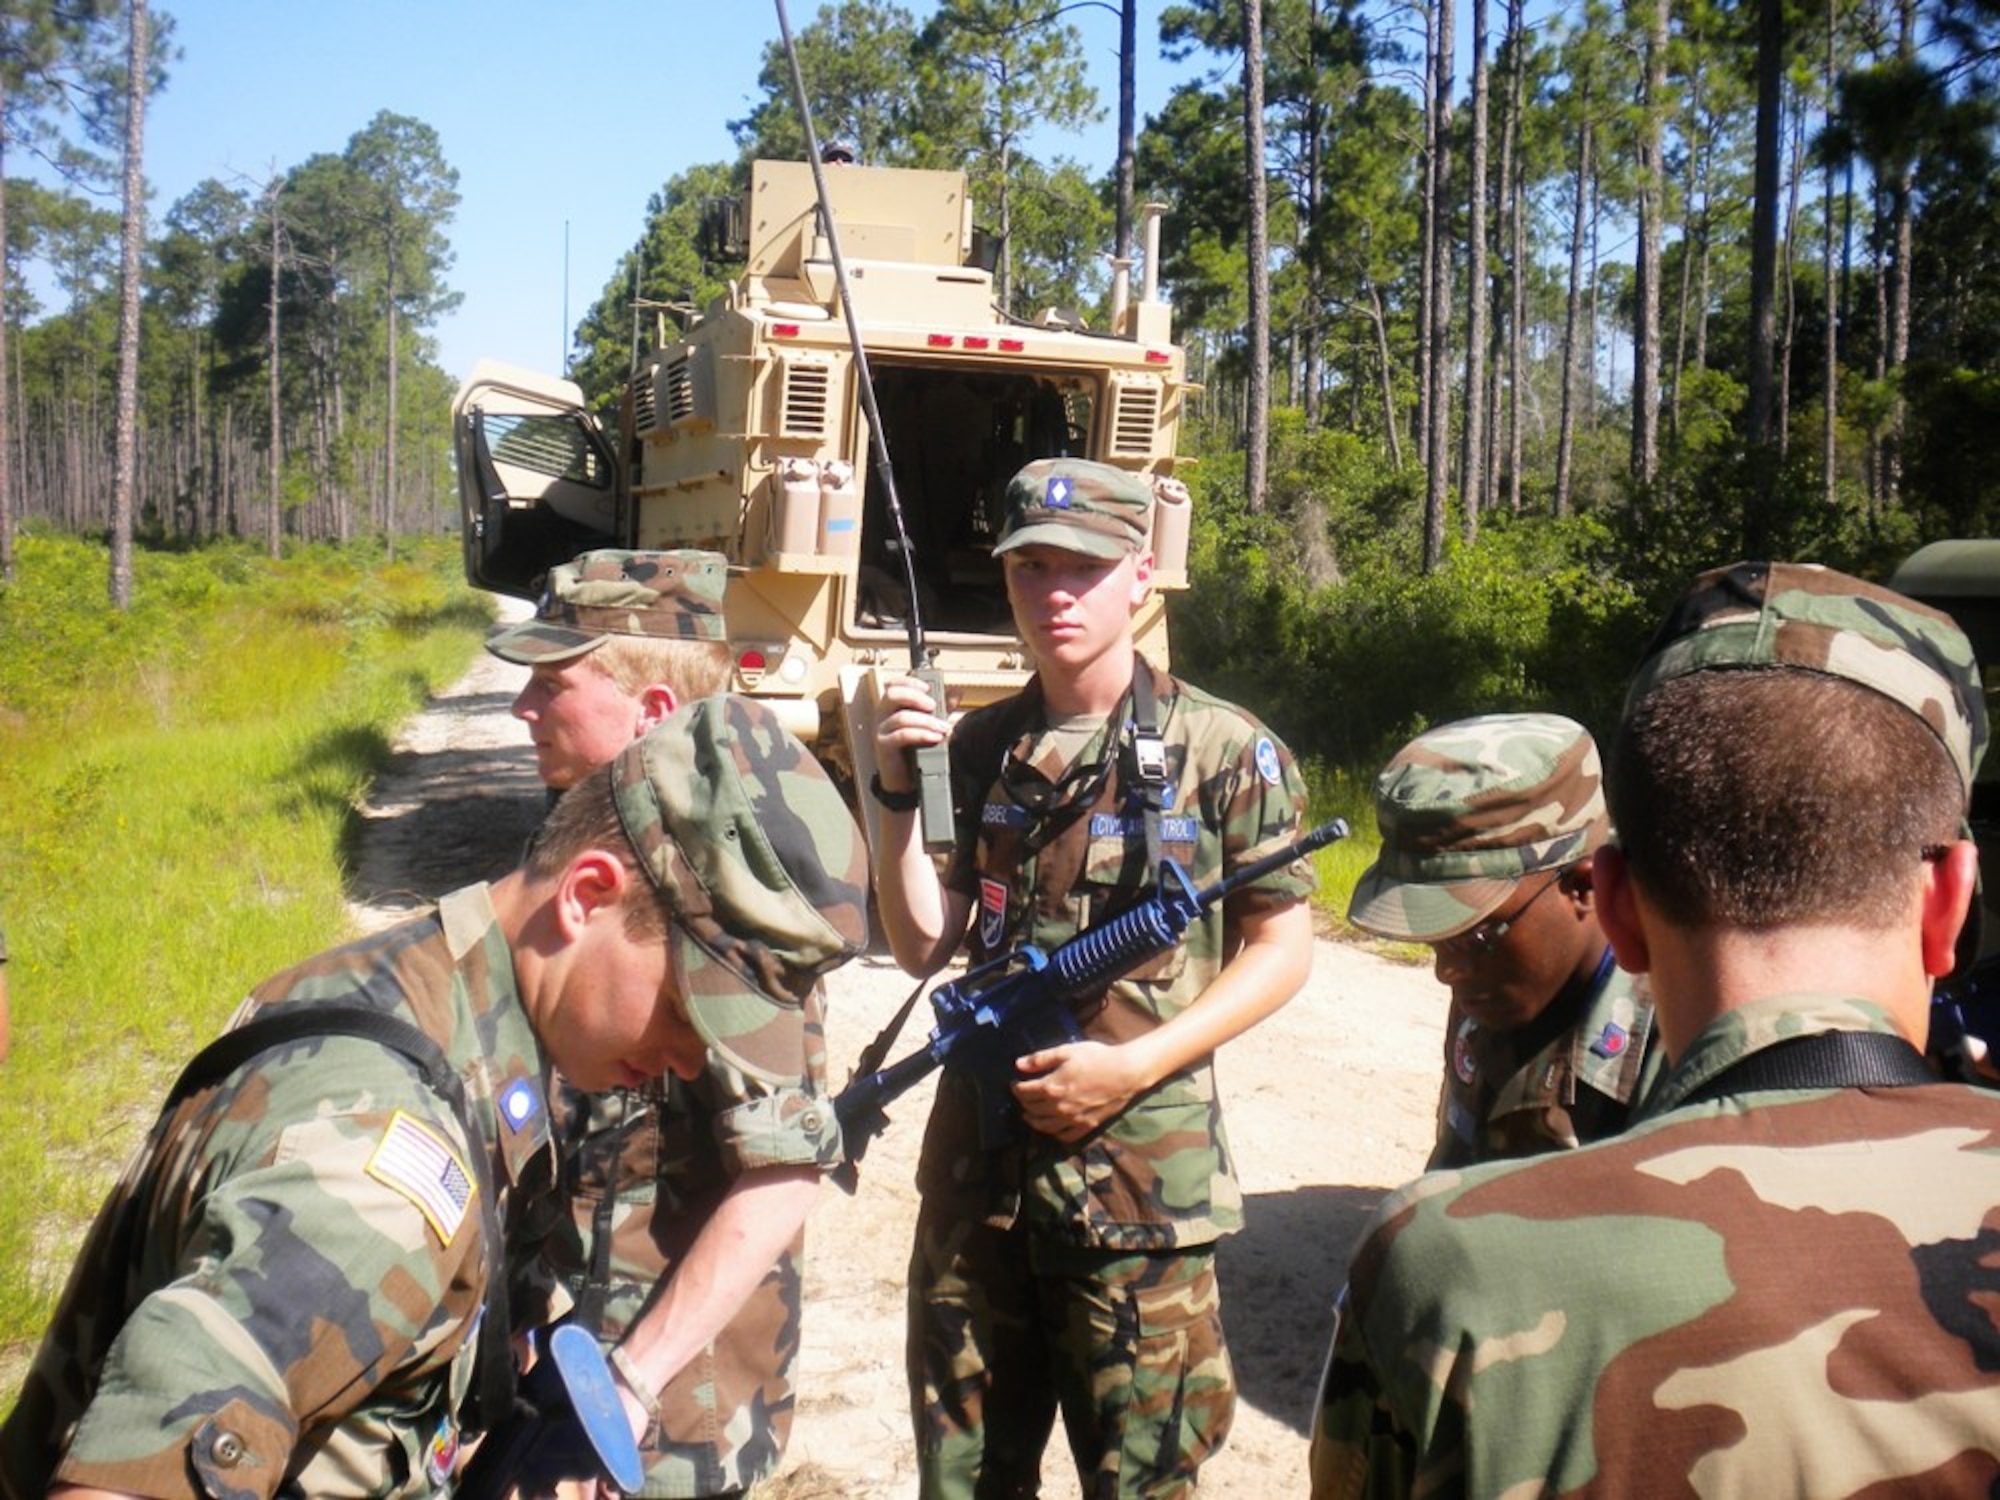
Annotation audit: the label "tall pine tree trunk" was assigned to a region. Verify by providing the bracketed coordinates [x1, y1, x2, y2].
[1823, 0, 1839, 506]
[109, 0, 149, 611]
[1461, 0, 1490, 538]
[1556, 112, 1593, 519]
[1746, 0, 1785, 550]
[1632, 0, 1668, 485]
[1423, 0, 1455, 570]
[1243, 0, 1270, 512]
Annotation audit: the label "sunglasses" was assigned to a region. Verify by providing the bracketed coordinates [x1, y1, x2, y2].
[1435, 869, 1570, 957]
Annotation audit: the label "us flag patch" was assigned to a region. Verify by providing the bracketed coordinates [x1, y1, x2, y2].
[367, 1110, 475, 1247]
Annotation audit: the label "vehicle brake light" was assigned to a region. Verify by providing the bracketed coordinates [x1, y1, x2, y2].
[962, 336, 991, 350]
[1000, 338, 1025, 352]
[772, 323, 801, 338]
[927, 333, 954, 348]
[737, 648, 769, 686]
[1145, 348, 1171, 364]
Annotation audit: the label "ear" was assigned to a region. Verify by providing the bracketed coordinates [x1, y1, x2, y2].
[635, 682, 680, 734]
[1589, 846, 1651, 974]
[1920, 839, 1981, 978]
[1130, 549, 1155, 607]
[556, 849, 634, 938]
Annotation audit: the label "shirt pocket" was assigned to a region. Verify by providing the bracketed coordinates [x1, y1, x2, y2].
[1080, 829, 1188, 989]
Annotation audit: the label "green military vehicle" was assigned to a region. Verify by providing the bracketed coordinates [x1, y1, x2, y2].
[1888, 539, 2000, 1076]
[454, 159, 1194, 811]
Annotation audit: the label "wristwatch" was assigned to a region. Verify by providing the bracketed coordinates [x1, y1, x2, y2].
[869, 771, 922, 812]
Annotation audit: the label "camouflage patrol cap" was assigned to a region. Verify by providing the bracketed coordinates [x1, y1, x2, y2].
[485, 549, 729, 665]
[1626, 560, 1988, 797]
[610, 695, 869, 1085]
[994, 458, 1153, 560]
[1348, 713, 1609, 942]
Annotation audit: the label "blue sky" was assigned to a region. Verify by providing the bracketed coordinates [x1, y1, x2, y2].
[123, 1, 1211, 385]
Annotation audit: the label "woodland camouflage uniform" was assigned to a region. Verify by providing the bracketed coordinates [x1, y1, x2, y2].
[907, 459, 1316, 1500]
[0, 695, 867, 1500]
[493, 553, 821, 1498]
[1, 886, 548, 1499]
[1347, 713, 1665, 1169]
[1310, 562, 2000, 1499]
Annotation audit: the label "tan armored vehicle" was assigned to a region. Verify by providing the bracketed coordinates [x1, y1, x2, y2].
[455, 159, 1193, 802]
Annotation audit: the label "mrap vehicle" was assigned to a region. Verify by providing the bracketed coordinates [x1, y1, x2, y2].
[454, 158, 1194, 806]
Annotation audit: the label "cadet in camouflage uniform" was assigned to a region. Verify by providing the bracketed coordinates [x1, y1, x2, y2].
[873, 458, 1317, 1500]
[489, 552, 823, 1499]
[0, 695, 868, 1500]
[1310, 561, 2000, 1498]
[490, 548, 733, 793]
[1348, 713, 1665, 1169]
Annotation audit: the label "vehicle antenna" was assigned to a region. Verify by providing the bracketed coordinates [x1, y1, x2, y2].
[774, 0, 955, 848]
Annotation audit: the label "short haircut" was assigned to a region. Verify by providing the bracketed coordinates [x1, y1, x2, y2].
[527, 767, 673, 941]
[1608, 669, 1964, 930]
[588, 636, 732, 701]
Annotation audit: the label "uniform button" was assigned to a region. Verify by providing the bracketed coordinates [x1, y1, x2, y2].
[801, 1109, 823, 1133]
[210, 1430, 245, 1467]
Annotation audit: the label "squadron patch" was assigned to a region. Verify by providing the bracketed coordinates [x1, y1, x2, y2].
[423, 1415, 462, 1488]
[367, 1110, 475, 1247]
[980, 878, 1009, 951]
[1253, 736, 1282, 786]
[1452, 1017, 1479, 1085]
[1590, 1021, 1629, 1060]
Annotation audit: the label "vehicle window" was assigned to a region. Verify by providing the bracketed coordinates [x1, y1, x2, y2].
[486, 412, 610, 489]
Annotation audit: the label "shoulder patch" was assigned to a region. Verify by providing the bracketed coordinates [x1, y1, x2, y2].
[367, 1110, 475, 1247]
[1253, 736, 1282, 786]
[498, 1076, 542, 1133]
[980, 878, 1009, 952]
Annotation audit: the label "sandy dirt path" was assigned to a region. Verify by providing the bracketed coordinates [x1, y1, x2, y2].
[346, 630, 1449, 1498]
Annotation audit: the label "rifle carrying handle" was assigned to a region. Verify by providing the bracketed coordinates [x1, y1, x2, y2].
[911, 665, 956, 852]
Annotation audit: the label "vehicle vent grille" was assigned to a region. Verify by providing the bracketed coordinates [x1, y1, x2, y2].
[632, 372, 658, 433]
[662, 354, 697, 427]
[780, 359, 832, 439]
[1108, 376, 1162, 458]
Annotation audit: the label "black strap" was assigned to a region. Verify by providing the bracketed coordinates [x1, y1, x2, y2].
[572, 1088, 644, 1337]
[165, 1007, 516, 1436]
[1681, 1030, 1937, 1107]
[1124, 659, 1168, 875]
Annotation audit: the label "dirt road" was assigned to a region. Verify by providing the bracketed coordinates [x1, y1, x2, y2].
[346, 630, 1448, 1499]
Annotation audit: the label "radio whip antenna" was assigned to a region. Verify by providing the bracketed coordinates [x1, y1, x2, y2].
[773, 0, 955, 848]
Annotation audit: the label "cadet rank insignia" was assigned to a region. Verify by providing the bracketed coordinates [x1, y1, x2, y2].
[367, 1110, 475, 1247]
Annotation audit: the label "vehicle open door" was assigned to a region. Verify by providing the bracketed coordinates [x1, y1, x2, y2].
[454, 359, 625, 599]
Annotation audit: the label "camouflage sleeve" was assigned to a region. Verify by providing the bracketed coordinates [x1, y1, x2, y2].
[1308, 1281, 1422, 1499]
[1213, 716, 1315, 913]
[56, 1040, 486, 1499]
[712, 1084, 843, 1173]
[704, 984, 844, 1173]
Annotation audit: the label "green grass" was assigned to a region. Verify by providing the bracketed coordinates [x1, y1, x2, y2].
[1301, 758, 1430, 965]
[0, 533, 492, 1390]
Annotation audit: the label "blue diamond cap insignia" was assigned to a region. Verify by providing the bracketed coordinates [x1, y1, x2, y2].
[1045, 476, 1073, 508]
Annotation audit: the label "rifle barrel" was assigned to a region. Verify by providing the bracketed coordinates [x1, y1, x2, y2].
[1193, 817, 1348, 907]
